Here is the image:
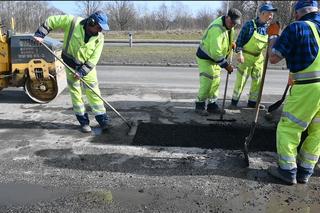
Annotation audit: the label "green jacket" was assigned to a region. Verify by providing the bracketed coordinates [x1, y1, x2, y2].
[44, 15, 104, 73]
[198, 16, 235, 68]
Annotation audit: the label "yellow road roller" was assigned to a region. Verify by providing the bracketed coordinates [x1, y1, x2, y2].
[0, 23, 66, 103]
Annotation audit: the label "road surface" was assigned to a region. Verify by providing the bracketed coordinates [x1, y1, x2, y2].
[0, 65, 319, 212]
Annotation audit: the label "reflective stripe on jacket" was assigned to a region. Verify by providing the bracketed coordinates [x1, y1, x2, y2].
[197, 16, 235, 68]
[44, 15, 104, 73]
[290, 21, 320, 82]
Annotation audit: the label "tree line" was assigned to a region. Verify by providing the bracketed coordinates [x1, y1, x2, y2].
[0, 1, 317, 33]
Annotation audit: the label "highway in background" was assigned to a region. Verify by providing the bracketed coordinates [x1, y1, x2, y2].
[97, 65, 289, 102]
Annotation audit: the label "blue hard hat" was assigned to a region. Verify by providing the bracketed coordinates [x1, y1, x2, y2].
[259, 3, 277, 12]
[90, 11, 109, 31]
[294, 0, 318, 11]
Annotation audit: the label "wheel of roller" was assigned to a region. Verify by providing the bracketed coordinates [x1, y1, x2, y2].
[24, 75, 58, 103]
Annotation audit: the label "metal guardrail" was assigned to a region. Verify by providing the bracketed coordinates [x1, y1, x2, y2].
[104, 39, 200, 44]
[59, 39, 200, 44]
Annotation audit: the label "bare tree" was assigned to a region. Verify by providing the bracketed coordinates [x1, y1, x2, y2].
[272, 1, 295, 28]
[76, 1, 104, 17]
[170, 2, 194, 29]
[105, 1, 136, 31]
[0, 1, 63, 33]
[154, 3, 172, 30]
[195, 7, 216, 30]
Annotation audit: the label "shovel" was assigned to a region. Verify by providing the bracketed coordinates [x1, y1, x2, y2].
[38, 39, 138, 136]
[207, 71, 236, 122]
[243, 39, 270, 167]
[268, 84, 289, 113]
[207, 51, 236, 122]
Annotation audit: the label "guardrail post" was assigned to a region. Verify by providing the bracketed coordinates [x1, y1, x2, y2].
[128, 32, 133, 48]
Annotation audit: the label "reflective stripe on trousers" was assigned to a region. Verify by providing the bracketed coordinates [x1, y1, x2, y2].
[196, 57, 221, 102]
[66, 68, 106, 116]
[277, 84, 320, 171]
[232, 52, 264, 102]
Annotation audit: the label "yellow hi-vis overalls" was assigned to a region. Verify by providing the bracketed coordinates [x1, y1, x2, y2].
[43, 15, 107, 126]
[196, 16, 234, 104]
[232, 20, 268, 103]
[277, 21, 320, 173]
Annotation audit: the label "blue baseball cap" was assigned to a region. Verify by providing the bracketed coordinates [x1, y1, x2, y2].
[259, 3, 277, 12]
[294, 0, 318, 11]
[90, 11, 109, 31]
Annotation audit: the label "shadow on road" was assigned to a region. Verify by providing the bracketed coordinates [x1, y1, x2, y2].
[34, 148, 313, 185]
[0, 90, 33, 104]
[0, 119, 78, 130]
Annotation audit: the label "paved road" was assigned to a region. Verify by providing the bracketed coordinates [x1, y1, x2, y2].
[97, 65, 289, 101]
[2, 65, 318, 212]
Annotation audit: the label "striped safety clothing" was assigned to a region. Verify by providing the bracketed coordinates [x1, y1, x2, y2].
[276, 20, 320, 174]
[35, 15, 107, 119]
[232, 19, 268, 103]
[195, 16, 235, 103]
[272, 12, 320, 72]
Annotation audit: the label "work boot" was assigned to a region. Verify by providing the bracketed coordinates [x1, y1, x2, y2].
[207, 102, 225, 114]
[81, 125, 92, 133]
[247, 101, 265, 110]
[95, 114, 111, 131]
[195, 101, 209, 116]
[267, 166, 297, 185]
[76, 113, 91, 133]
[228, 99, 239, 110]
[297, 165, 313, 184]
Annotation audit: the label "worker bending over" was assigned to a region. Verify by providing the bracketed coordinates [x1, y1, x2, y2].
[34, 11, 110, 133]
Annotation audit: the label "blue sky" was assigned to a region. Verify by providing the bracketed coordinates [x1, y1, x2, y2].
[49, 1, 222, 16]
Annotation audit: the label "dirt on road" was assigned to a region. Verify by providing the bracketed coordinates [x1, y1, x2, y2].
[0, 84, 319, 212]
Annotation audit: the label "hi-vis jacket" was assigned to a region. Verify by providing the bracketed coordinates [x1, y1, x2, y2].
[196, 16, 235, 68]
[39, 15, 104, 75]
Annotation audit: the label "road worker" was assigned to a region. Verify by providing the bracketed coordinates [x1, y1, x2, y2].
[229, 3, 277, 109]
[34, 11, 110, 133]
[195, 8, 242, 115]
[267, 0, 320, 185]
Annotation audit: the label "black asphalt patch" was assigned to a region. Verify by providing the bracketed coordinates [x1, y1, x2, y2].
[133, 123, 277, 151]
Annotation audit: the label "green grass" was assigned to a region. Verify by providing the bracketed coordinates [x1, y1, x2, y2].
[100, 46, 197, 65]
[50, 30, 203, 40]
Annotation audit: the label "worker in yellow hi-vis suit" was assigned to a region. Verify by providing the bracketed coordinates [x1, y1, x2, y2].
[230, 3, 277, 109]
[195, 8, 242, 116]
[268, 0, 320, 185]
[34, 11, 110, 133]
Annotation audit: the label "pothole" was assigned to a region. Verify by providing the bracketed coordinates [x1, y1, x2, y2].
[133, 123, 277, 151]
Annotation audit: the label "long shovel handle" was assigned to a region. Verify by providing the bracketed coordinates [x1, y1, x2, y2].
[253, 41, 270, 123]
[220, 72, 230, 120]
[220, 51, 233, 120]
[243, 39, 270, 166]
[39, 40, 132, 128]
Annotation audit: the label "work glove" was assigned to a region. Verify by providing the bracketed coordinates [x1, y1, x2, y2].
[225, 64, 233, 74]
[231, 42, 236, 50]
[74, 66, 87, 79]
[33, 36, 44, 43]
[237, 51, 244, 64]
[288, 74, 294, 86]
[267, 21, 281, 37]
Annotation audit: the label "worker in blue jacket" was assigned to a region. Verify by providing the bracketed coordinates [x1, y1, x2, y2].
[268, 0, 320, 185]
[229, 3, 277, 109]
